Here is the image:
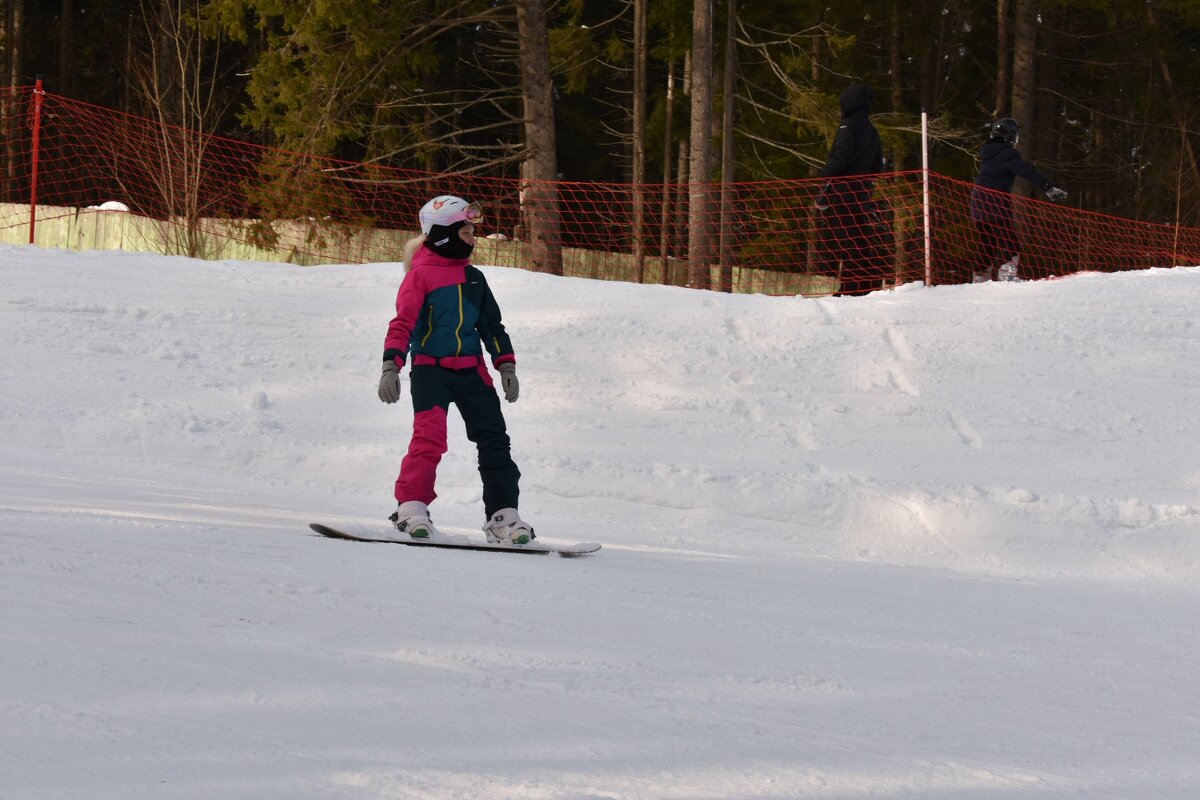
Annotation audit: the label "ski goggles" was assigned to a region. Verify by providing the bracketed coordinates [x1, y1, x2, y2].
[449, 202, 485, 226]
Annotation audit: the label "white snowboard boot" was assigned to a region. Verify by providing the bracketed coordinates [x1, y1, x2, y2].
[998, 255, 1020, 282]
[484, 508, 535, 545]
[389, 500, 438, 539]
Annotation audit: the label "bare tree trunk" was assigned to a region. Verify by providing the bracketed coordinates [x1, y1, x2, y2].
[717, 0, 736, 293]
[806, 12, 821, 275]
[660, 58, 674, 283]
[1034, 3, 1059, 168]
[811, 25, 820, 83]
[155, 0, 178, 124]
[889, 0, 905, 172]
[889, 1, 903, 117]
[632, 0, 647, 282]
[0, 0, 7, 85]
[1145, 1, 1200, 194]
[515, 0, 562, 275]
[675, 142, 688, 285]
[1010, 0, 1037, 198]
[918, 0, 936, 115]
[677, 47, 690, 279]
[0, 0, 7, 201]
[994, 0, 1010, 117]
[122, 12, 134, 113]
[60, 0, 75, 96]
[6, 0, 19, 88]
[3, 0, 22, 200]
[888, 1, 905, 285]
[688, 0, 713, 290]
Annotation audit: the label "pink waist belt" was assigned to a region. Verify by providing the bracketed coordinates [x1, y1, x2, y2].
[412, 354, 483, 369]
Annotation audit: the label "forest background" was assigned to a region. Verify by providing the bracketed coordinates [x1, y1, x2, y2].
[2, 0, 1200, 231]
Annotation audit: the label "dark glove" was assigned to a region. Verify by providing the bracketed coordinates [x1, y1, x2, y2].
[1044, 186, 1068, 202]
[814, 185, 830, 211]
[498, 363, 519, 403]
[378, 361, 401, 404]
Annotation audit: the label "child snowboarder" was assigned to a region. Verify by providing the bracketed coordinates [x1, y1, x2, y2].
[377, 195, 534, 545]
[970, 117, 1068, 281]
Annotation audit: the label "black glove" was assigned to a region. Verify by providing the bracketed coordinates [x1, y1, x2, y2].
[814, 184, 830, 211]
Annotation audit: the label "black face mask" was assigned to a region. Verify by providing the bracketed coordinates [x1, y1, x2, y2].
[426, 222, 474, 260]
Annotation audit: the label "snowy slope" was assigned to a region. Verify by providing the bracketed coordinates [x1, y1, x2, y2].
[1, 244, 1198, 799]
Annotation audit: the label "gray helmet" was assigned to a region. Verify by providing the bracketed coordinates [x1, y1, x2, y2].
[989, 117, 1020, 145]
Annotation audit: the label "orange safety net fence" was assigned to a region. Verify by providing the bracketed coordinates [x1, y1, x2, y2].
[3, 87, 1199, 294]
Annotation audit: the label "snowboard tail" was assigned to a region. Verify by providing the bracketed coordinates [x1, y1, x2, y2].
[309, 523, 601, 557]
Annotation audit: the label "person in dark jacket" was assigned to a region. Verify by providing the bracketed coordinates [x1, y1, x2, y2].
[814, 83, 888, 296]
[970, 118, 1068, 281]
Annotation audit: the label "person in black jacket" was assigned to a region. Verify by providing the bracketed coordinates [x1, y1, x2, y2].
[814, 83, 887, 296]
[970, 118, 1068, 281]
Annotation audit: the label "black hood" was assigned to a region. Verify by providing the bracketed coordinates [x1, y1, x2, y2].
[838, 84, 874, 118]
[426, 220, 474, 260]
[979, 139, 1013, 160]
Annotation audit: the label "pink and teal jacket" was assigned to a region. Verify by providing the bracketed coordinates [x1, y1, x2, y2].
[382, 244, 516, 372]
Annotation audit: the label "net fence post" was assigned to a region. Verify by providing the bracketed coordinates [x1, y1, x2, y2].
[29, 79, 45, 245]
[921, 110, 932, 286]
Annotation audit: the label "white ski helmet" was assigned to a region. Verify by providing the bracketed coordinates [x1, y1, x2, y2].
[418, 195, 483, 235]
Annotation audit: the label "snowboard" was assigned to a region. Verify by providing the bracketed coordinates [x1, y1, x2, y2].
[309, 523, 601, 557]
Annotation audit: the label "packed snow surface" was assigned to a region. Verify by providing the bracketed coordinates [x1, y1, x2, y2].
[2, 244, 1198, 799]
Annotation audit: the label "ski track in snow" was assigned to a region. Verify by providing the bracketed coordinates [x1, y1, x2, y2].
[1, 245, 1199, 799]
